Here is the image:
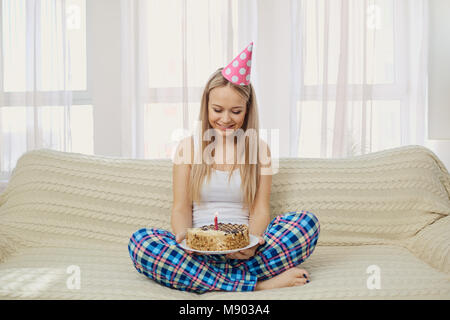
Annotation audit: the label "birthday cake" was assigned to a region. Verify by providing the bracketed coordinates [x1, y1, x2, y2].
[186, 223, 250, 251]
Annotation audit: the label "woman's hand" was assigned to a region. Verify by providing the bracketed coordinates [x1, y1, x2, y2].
[176, 232, 205, 255]
[225, 236, 265, 260]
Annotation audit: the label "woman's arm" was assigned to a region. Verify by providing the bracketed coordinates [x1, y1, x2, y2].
[226, 140, 272, 259]
[248, 172, 272, 237]
[248, 139, 273, 236]
[171, 137, 194, 239]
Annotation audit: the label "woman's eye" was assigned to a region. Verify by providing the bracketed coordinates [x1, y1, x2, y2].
[214, 109, 241, 115]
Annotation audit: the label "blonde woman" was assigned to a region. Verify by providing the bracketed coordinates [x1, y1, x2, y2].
[128, 43, 320, 293]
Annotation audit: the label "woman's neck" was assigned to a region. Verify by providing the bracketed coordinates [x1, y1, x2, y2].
[214, 141, 237, 166]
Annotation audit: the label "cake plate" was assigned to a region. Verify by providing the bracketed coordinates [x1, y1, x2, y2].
[179, 234, 260, 255]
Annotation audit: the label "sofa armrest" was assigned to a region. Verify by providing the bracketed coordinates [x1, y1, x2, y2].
[404, 215, 450, 274]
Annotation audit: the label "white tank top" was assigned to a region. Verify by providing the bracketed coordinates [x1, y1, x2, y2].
[191, 136, 249, 228]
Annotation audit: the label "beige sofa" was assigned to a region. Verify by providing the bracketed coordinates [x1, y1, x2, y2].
[0, 145, 449, 300]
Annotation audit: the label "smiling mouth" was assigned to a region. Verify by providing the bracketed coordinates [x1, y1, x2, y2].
[217, 124, 235, 130]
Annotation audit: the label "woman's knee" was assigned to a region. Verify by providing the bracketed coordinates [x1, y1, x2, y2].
[128, 228, 175, 262]
[301, 211, 320, 231]
[129, 228, 174, 245]
[288, 210, 320, 230]
[277, 210, 321, 245]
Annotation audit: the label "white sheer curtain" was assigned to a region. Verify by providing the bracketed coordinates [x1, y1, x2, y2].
[0, 0, 74, 179]
[296, 0, 428, 158]
[0, 0, 429, 191]
[120, 0, 428, 161]
[120, 0, 251, 160]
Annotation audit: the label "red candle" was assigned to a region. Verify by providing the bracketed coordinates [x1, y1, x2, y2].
[214, 211, 218, 230]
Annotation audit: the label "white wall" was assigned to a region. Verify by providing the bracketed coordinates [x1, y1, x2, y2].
[428, 0, 450, 139]
[426, 0, 450, 171]
[87, 0, 123, 157]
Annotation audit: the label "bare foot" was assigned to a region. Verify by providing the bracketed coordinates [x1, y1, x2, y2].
[255, 268, 310, 291]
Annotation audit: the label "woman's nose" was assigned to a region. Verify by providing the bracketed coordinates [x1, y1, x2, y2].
[222, 112, 231, 122]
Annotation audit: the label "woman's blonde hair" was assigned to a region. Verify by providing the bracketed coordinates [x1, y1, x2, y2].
[189, 68, 263, 212]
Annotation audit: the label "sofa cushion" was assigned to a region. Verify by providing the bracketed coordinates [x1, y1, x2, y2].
[0, 245, 448, 299]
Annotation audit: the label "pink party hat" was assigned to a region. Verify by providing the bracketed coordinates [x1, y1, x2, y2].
[222, 42, 253, 85]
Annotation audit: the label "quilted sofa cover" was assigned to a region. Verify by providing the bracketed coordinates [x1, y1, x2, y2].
[0, 145, 449, 299]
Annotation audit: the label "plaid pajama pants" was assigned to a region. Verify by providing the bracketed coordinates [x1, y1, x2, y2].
[128, 210, 320, 294]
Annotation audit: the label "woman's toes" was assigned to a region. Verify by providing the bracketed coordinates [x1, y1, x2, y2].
[293, 268, 307, 278]
[297, 268, 310, 279]
[292, 268, 310, 285]
[294, 278, 307, 286]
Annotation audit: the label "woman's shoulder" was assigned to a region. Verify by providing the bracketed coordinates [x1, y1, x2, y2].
[258, 138, 271, 152]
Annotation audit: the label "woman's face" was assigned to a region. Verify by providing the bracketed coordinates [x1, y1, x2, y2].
[208, 85, 247, 137]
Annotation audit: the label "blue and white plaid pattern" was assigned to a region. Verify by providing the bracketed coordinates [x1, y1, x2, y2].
[128, 210, 320, 294]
